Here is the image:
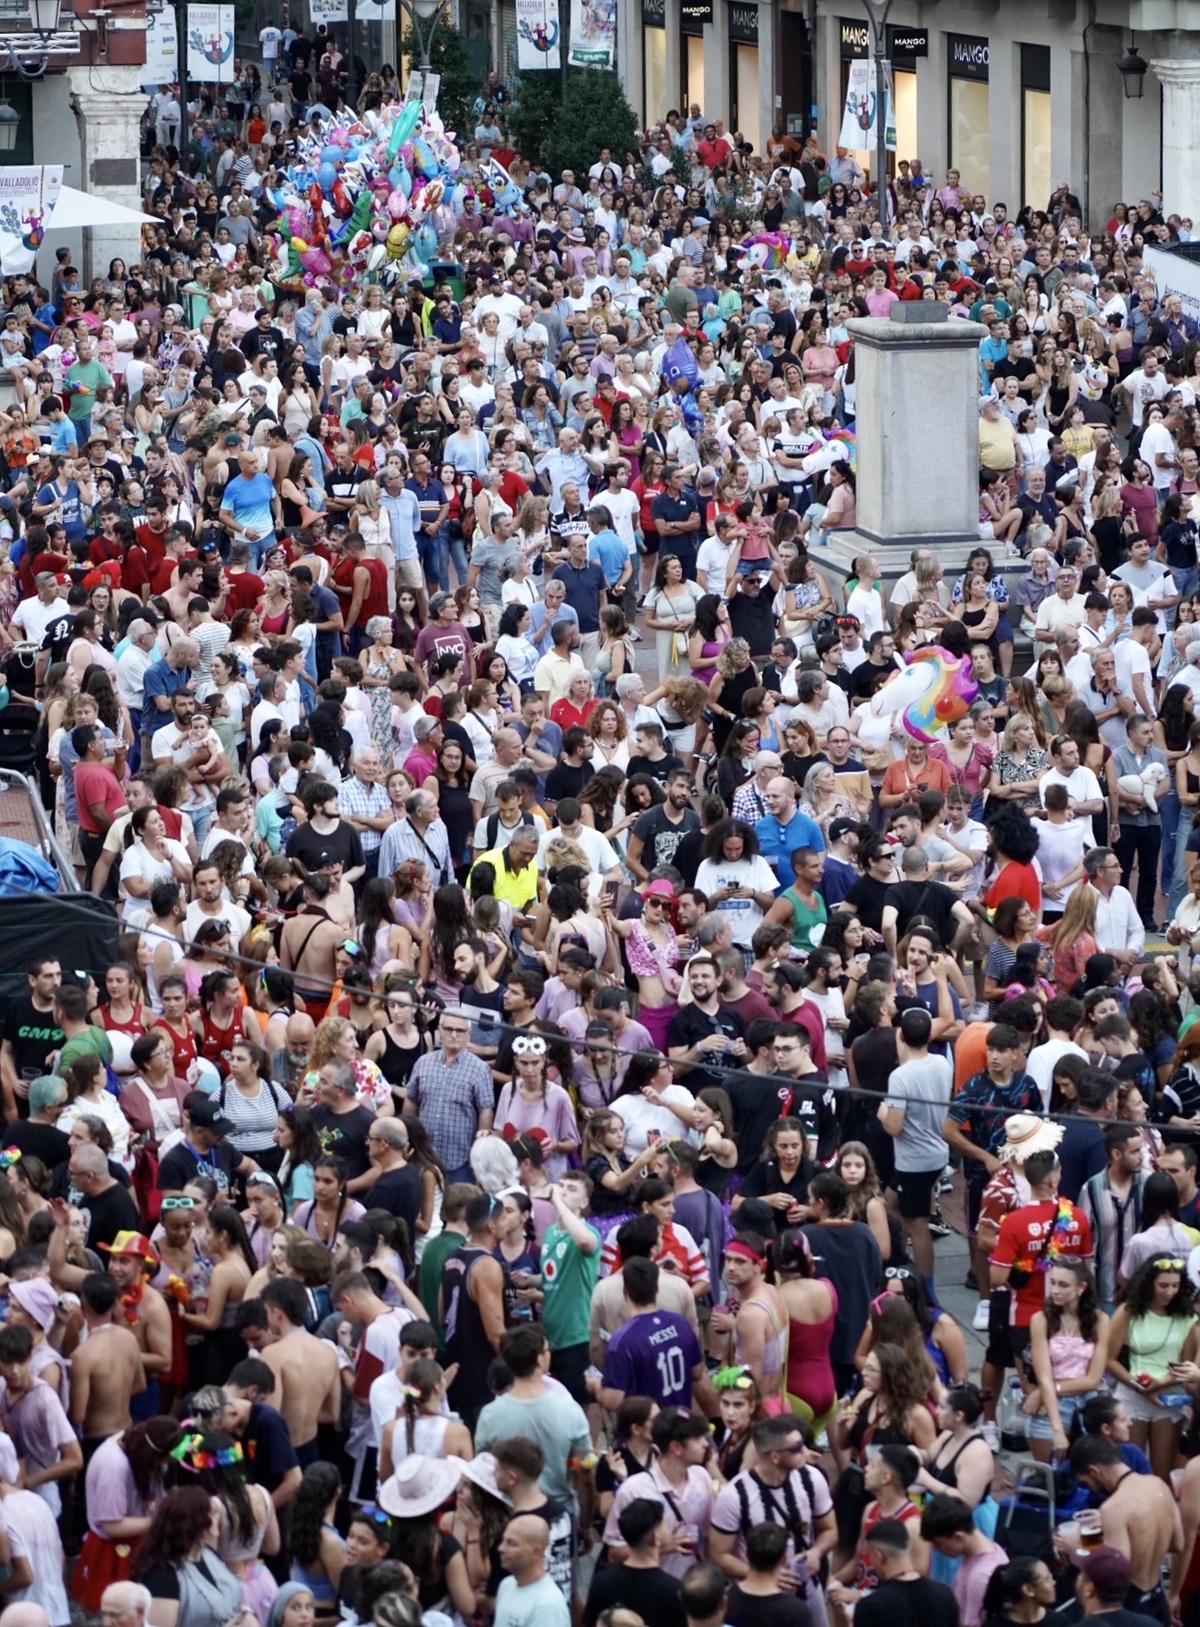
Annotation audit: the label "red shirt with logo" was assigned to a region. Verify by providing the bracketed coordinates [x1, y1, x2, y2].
[991, 1198, 1092, 1325]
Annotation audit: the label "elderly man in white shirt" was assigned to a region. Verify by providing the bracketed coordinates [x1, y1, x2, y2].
[1084, 847, 1144, 971]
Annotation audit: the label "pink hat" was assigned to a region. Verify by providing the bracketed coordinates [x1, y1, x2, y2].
[644, 879, 675, 900]
[10, 1277, 58, 1332]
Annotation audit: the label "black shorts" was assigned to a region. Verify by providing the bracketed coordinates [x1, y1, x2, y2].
[890, 1166, 941, 1219]
[641, 529, 659, 556]
[966, 1170, 989, 1237]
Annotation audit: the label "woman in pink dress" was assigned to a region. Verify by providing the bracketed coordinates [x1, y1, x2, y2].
[493, 1035, 580, 1181]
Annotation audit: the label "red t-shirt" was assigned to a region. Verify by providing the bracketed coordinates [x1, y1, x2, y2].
[986, 861, 1043, 918]
[224, 570, 264, 617]
[135, 523, 168, 572]
[74, 761, 127, 834]
[991, 1198, 1092, 1326]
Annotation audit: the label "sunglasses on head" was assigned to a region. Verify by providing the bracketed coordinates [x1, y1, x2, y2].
[161, 1197, 195, 1211]
[885, 1266, 914, 1282]
[1153, 1258, 1186, 1272]
[354, 1504, 394, 1528]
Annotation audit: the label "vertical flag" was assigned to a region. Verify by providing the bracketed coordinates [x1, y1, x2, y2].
[186, 4, 235, 82]
[516, 0, 561, 69]
[567, 0, 615, 68]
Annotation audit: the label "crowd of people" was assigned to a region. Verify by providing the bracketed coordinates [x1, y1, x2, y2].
[0, 27, 1198, 1627]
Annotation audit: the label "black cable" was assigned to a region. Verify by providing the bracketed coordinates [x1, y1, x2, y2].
[26, 882, 1127, 1125]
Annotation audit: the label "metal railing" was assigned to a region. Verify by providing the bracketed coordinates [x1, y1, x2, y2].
[0, 769, 79, 892]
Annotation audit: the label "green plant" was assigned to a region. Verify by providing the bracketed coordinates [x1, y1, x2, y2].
[543, 70, 639, 179]
[398, 21, 480, 142]
[504, 68, 563, 165]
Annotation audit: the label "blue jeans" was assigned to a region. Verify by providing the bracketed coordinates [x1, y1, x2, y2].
[1160, 788, 1182, 895]
[189, 802, 213, 849]
[432, 523, 469, 593]
[1172, 566, 1199, 610]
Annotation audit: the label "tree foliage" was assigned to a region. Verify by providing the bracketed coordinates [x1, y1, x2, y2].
[399, 21, 479, 143]
[507, 67, 639, 173]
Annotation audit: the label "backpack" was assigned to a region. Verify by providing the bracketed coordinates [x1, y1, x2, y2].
[485, 809, 533, 850]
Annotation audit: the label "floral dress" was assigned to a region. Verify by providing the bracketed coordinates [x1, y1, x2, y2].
[993, 746, 1049, 810]
[365, 650, 397, 768]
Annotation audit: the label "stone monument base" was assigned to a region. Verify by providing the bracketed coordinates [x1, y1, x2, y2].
[808, 529, 1006, 601]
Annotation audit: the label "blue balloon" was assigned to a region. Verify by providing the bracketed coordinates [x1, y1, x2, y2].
[413, 223, 437, 261]
[320, 145, 341, 164]
[318, 162, 337, 191]
[398, 167, 413, 197]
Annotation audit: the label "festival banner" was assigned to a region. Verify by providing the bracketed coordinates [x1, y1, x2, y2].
[186, 4, 235, 82]
[838, 56, 895, 151]
[141, 6, 178, 88]
[516, 0, 560, 69]
[421, 72, 440, 112]
[0, 166, 64, 276]
[309, 0, 348, 21]
[568, 0, 615, 68]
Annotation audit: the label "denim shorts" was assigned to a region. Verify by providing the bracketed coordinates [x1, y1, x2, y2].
[1027, 1391, 1082, 1439]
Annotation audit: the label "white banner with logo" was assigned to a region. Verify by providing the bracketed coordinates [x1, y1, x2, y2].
[186, 4, 235, 82]
[1145, 246, 1200, 329]
[516, 0, 561, 68]
[0, 166, 64, 275]
[839, 56, 895, 152]
[141, 7, 178, 88]
[309, 0, 348, 24]
[568, 0, 615, 67]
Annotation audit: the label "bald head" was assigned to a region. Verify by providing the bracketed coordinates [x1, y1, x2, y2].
[498, 1513, 551, 1582]
[285, 1013, 316, 1053]
[1, 1607, 51, 1627]
[99, 1585, 150, 1627]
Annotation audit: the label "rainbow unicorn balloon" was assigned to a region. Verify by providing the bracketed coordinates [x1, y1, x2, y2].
[869, 645, 978, 744]
[740, 232, 790, 271]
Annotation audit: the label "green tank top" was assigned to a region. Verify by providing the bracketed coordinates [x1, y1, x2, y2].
[782, 886, 829, 952]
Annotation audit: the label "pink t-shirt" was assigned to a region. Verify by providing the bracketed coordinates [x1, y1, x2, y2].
[955, 1543, 1009, 1627]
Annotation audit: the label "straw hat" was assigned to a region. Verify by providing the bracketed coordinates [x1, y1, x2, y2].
[996, 1113, 1063, 1164]
[377, 1454, 466, 1518]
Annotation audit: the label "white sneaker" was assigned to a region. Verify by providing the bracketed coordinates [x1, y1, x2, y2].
[981, 1420, 1000, 1451]
[969, 1001, 989, 1022]
[973, 1300, 991, 1330]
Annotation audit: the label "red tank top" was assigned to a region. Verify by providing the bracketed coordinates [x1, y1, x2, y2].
[98, 1006, 147, 1040]
[152, 1017, 198, 1081]
[359, 557, 390, 624]
[199, 1010, 237, 1076]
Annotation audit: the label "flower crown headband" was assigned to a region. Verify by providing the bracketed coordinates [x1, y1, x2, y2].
[170, 1432, 245, 1471]
[0, 1148, 22, 1172]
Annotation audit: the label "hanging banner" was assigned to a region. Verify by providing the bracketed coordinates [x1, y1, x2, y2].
[421, 72, 440, 111]
[0, 166, 64, 276]
[186, 4, 235, 82]
[568, 0, 615, 68]
[839, 56, 895, 151]
[141, 6, 178, 87]
[516, 0, 560, 69]
[309, 0, 348, 21]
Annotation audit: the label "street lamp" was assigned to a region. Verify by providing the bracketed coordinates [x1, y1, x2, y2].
[859, 0, 893, 225]
[28, 0, 62, 42]
[1117, 41, 1148, 98]
[399, 0, 451, 70]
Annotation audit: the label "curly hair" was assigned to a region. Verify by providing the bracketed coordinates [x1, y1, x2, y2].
[716, 637, 752, 680]
[1123, 1253, 1196, 1320]
[308, 1014, 357, 1073]
[871, 1341, 934, 1433]
[984, 800, 1041, 865]
[867, 1296, 938, 1397]
[586, 700, 627, 742]
[132, 1485, 216, 1576]
[289, 1461, 342, 1568]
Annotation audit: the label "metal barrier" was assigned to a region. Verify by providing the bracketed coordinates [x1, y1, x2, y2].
[0, 769, 79, 892]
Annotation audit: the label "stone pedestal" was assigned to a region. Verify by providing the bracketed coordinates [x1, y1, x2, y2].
[1151, 60, 1200, 224]
[67, 67, 147, 281]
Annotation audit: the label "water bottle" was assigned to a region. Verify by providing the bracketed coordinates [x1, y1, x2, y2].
[998, 1376, 1029, 1454]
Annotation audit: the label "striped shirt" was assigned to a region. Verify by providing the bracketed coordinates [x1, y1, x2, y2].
[338, 776, 391, 855]
[376, 814, 452, 886]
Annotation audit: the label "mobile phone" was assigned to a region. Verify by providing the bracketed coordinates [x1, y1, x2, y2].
[604, 879, 620, 908]
[647, 1129, 662, 1146]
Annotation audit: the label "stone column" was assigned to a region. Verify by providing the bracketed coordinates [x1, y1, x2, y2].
[664, 0, 683, 113]
[703, 0, 730, 126]
[810, 310, 989, 593]
[67, 66, 147, 280]
[1151, 60, 1200, 223]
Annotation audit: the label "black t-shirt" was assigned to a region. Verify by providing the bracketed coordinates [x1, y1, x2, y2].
[740, 1156, 818, 1204]
[50, 1158, 131, 1202]
[6, 1119, 69, 1166]
[883, 878, 958, 948]
[1, 996, 64, 1107]
[724, 1070, 799, 1173]
[584, 1564, 687, 1627]
[157, 1137, 241, 1194]
[726, 1587, 813, 1627]
[854, 1577, 959, 1627]
[850, 660, 895, 702]
[671, 825, 706, 886]
[312, 1102, 375, 1179]
[666, 1001, 745, 1093]
[139, 1554, 230, 1603]
[285, 818, 363, 875]
[798, 1219, 882, 1365]
[775, 1071, 839, 1163]
[81, 1180, 141, 1253]
[728, 591, 778, 656]
[367, 1163, 422, 1235]
[632, 804, 700, 872]
[242, 1400, 299, 1492]
[544, 761, 593, 804]
[625, 753, 685, 787]
[843, 874, 890, 933]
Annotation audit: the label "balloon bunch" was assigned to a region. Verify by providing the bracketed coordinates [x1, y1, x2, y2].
[266, 98, 466, 292]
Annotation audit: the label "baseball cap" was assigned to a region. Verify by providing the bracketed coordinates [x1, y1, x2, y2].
[1070, 1547, 1132, 1593]
[828, 817, 858, 845]
[183, 1091, 234, 1134]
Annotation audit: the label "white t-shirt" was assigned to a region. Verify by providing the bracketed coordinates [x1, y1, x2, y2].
[1140, 418, 1178, 489]
[258, 24, 281, 56]
[612, 1086, 698, 1154]
[11, 595, 64, 647]
[846, 583, 885, 639]
[692, 854, 780, 947]
[535, 824, 618, 875]
[696, 535, 736, 593]
[592, 488, 640, 553]
[118, 839, 189, 915]
[183, 898, 252, 947]
[1115, 638, 1156, 715]
[1123, 367, 1171, 428]
[4, 1489, 69, 1627]
[1039, 764, 1103, 843]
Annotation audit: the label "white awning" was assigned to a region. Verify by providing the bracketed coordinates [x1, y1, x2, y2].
[42, 185, 161, 232]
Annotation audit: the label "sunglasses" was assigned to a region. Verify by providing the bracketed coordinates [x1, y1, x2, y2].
[884, 1266, 914, 1282]
[339, 940, 363, 956]
[354, 1504, 394, 1529]
[161, 1197, 196, 1211]
[1153, 1258, 1186, 1271]
[512, 1035, 547, 1058]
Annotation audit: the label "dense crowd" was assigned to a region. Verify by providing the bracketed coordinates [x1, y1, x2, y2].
[0, 27, 1198, 1627]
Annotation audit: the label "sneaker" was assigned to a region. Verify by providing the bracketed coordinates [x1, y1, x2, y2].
[929, 1211, 951, 1238]
[969, 1001, 990, 1021]
[937, 1175, 954, 1194]
[973, 1301, 992, 1331]
[629, 628, 643, 642]
[981, 1420, 1000, 1451]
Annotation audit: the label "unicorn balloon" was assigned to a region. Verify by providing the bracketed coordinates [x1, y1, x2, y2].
[869, 646, 978, 744]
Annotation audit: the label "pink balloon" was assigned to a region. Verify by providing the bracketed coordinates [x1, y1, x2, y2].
[387, 187, 408, 221]
[301, 246, 331, 275]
